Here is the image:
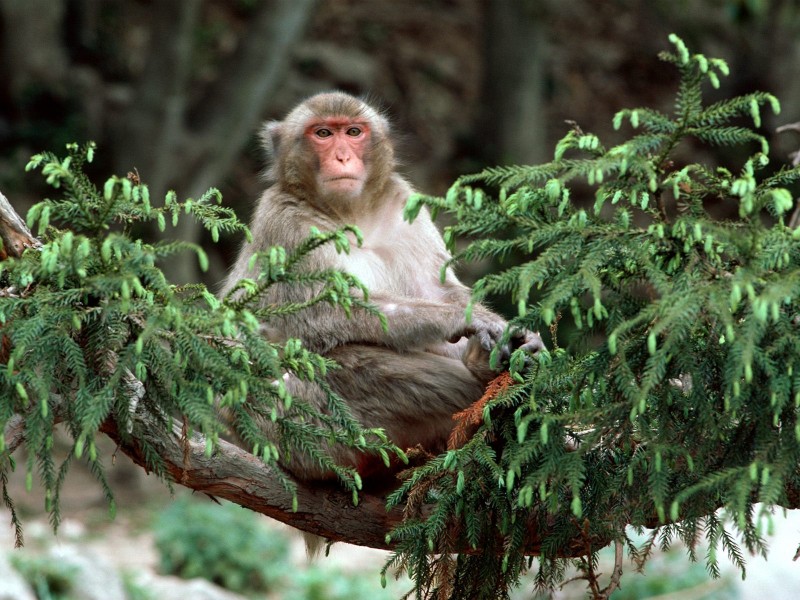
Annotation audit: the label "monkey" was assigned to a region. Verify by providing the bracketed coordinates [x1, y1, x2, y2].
[220, 92, 544, 481]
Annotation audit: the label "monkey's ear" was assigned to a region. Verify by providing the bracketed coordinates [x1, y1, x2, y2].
[260, 121, 283, 158]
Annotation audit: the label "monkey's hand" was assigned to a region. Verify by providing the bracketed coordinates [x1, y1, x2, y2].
[457, 315, 545, 382]
[462, 316, 545, 367]
[511, 328, 545, 355]
[490, 328, 544, 366]
[457, 308, 507, 352]
[467, 309, 546, 355]
[449, 306, 545, 362]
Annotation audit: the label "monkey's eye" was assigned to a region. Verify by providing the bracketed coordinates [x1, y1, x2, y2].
[346, 127, 363, 137]
[315, 128, 333, 138]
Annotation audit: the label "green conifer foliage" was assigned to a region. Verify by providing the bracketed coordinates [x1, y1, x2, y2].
[391, 35, 800, 598]
[0, 142, 399, 545]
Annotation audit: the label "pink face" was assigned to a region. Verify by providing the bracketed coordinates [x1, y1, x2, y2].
[305, 117, 371, 197]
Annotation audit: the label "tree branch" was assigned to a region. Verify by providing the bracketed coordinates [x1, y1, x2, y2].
[3, 393, 573, 555]
[0, 189, 39, 258]
[98, 415, 407, 550]
[3, 188, 796, 557]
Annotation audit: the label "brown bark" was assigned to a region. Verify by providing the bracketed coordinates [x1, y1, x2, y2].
[0, 189, 39, 258]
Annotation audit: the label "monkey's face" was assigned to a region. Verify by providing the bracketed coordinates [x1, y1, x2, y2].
[305, 117, 371, 200]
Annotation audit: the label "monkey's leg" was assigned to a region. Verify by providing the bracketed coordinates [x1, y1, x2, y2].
[428, 336, 500, 384]
[456, 331, 545, 381]
[459, 335, 503, 383]
[282, 344, 486, 479]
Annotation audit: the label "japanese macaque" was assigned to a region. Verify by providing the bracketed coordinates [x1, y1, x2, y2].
[221, 92, 543, 480]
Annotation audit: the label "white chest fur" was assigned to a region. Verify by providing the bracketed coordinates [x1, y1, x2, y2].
[340, 224, 444, 300]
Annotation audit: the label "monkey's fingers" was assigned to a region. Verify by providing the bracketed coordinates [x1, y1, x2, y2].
[493, 340, 513, 364]
[448, 326, 476, 343]
[513, 330, 545, 355]
[474, 319, 506, 352]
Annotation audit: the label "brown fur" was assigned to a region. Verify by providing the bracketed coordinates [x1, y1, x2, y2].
[221, 92, 543, 480]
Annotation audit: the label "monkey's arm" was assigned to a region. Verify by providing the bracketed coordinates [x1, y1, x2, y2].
[267, 288, 502, 354]
[439, 268, 546, 357]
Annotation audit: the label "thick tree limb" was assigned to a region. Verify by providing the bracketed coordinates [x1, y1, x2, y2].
[3, 415, 25, 455]
[0, 189, 39, 258]
[5, 188, 796, 557]
[3, 396, 572, 554]
[777, 122, 800, 227]
[98, 417, 407, 550]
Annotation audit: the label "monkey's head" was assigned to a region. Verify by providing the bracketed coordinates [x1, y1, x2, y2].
[262, 92, 396, 216]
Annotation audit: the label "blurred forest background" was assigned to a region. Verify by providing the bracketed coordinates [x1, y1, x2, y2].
[3, 0, 800, 598]
[3, 0, 800, 287]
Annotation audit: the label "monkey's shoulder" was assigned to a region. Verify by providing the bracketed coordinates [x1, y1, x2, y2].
[254, 191, 339, 241]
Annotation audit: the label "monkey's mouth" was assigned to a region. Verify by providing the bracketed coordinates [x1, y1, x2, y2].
[323, 176, 365, 196]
